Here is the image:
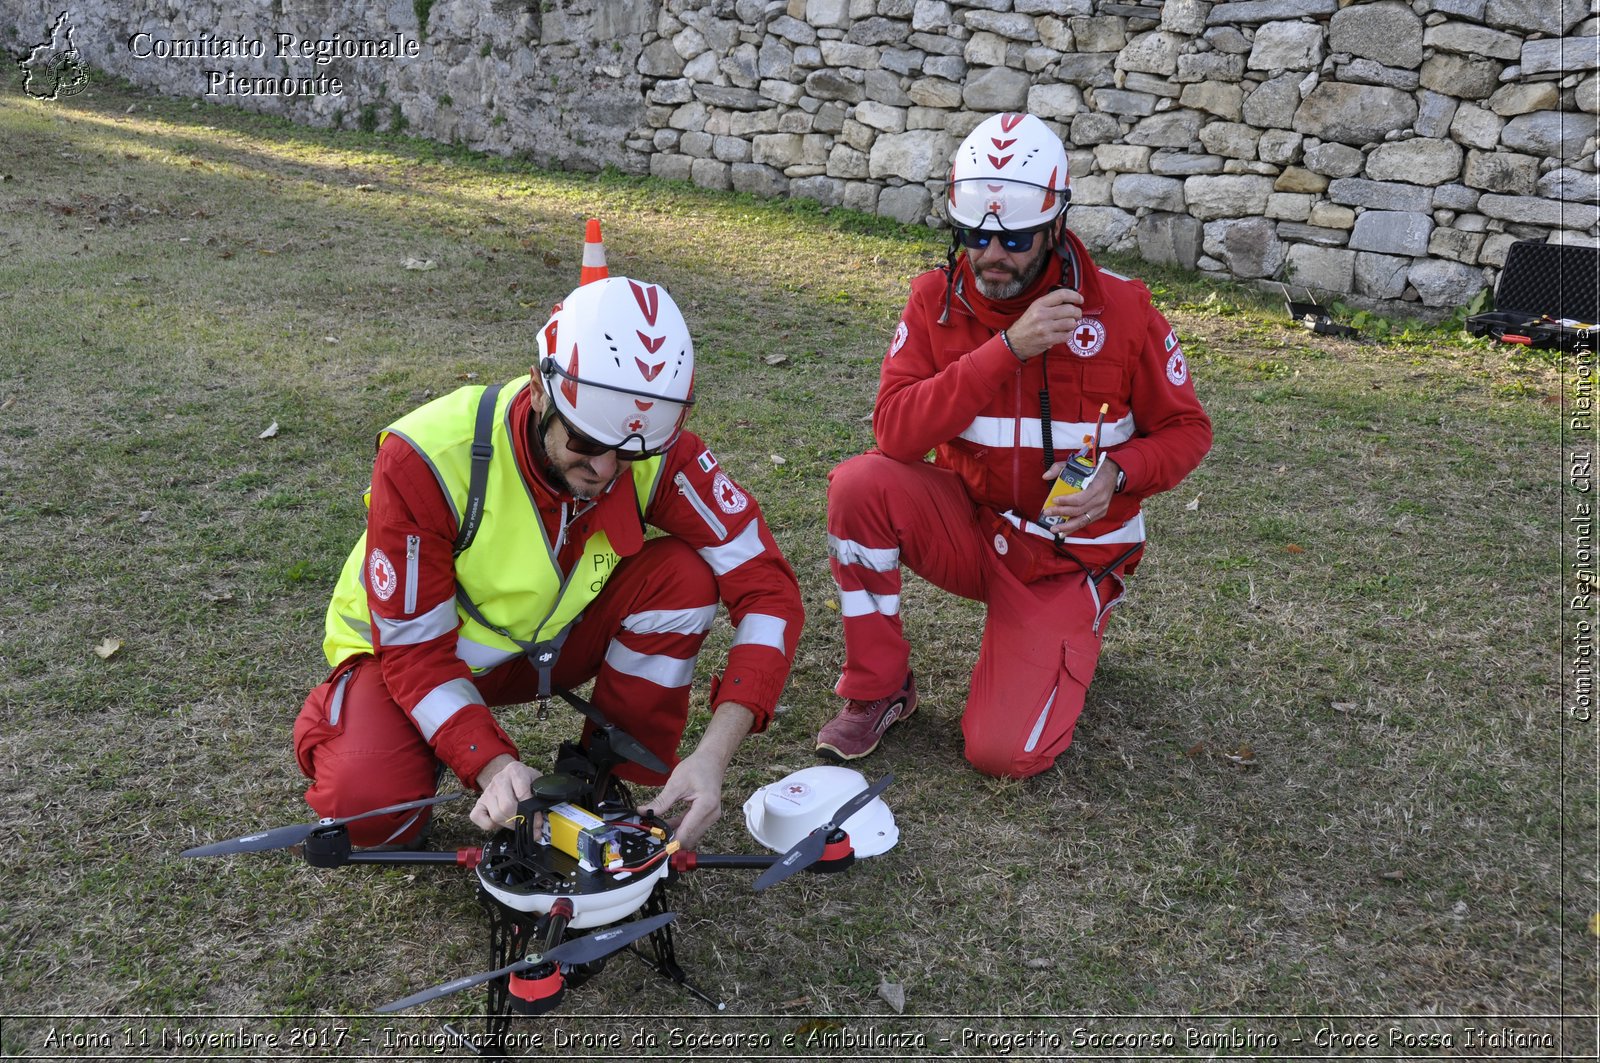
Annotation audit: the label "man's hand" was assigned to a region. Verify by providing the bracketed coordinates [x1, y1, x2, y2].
[1002, 287, 1085, 360]
[1042, 458, 1120, 536]
[471, 754, 543, 832]
[639, 703, 755, 850]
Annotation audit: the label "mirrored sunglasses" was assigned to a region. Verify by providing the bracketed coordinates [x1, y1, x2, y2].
[554, 408, 664, 462]
[955, 226, 1047, 253]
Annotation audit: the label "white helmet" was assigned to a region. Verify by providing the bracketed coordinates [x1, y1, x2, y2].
[743, 766, 899, 858]
[946, 112, 1071, 232]
[537, 276, 695, 455]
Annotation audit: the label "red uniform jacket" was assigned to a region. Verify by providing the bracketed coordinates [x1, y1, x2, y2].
[875, 229, 1212, 580]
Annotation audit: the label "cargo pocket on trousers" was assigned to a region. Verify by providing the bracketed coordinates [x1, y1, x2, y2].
[292, 664, 355, 779]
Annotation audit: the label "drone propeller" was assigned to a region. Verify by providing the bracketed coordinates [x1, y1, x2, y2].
[555, 687, 670, 775]
[180, 793, 463, 858]
[753, 773, 893, 891]
[374, 911, 678, 1014]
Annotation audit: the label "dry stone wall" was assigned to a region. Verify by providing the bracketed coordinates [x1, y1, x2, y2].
[11, 0, 1597, 310]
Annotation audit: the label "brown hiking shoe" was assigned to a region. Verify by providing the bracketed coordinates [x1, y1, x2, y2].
[815, 672, 917, 761]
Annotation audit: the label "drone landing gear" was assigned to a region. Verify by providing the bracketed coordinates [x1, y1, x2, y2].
[626, 881, 724, 1010]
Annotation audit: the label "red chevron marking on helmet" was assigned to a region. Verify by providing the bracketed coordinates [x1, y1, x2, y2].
[987, 154, 1013, 169]
[636, 331, 665, 354]
[1041, 167, 1059, 211]
[999, 113, 1025, 132]
[629, 280, 660, 325]
[990, 138, 1016, 150]
[635, 399, 655, 411]
[635, 357, 665, 381]
[562, 344, 580, 406]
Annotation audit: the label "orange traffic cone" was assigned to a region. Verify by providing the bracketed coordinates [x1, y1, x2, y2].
[579, 218, 609, 285]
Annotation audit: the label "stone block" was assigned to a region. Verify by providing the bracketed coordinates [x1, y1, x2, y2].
[1408, 259, 1488, 307]
[772, 15, 819, 44]
[854, 100, 907, 133]
[1479, 193, 1600, 229]
[1355, 252, 1411, 298]
[1177, 52, 1249, 84]
[1113, 173, 1187, 212]
[1275, 166, 1329, 193]
[1478, 233, 1520, 268]
[1365, 140, 1464, 186]
[691, 157, 733, 191]
[1294, 84, 1419, 146]
[1151, 152, 1228, 176]
[827, 143, 869, 178]
[1057, 53, 1119, 85]
[805, 0, 852, 30]
[1094, 144, 1154, 173]
[1071, 112, 1124, 146]
[1253, 129, 1301, 166]
[1136, 212, 1203, 270]
[1161, 0, 1211, 35]
[1038, 16, 1074, 51]
[1207, 0, 1339, 26]
[1329, 2, 1423, 69]
[848, 16, 912, 46]
[1419, 54, 1501, 100]
[1415, 91, 1459, 140]
[1203, 217, 1287, 278]
[821, 40, 879, 68]
[1307, 203, 1356, 229]
[964, 31, 1011, 67]
[1487, 82, 1561, 118]
[1423, 22, 1523, 61]
[1428, 227, 1485, 264]
[1095, 89, 1160, 117]
[909, 78, 965, 109]
[878, 183, 931, 224]
[713, 135, 753, 163]
[842, 181, 879, 214]
[865, 70, 912, 107]
[1501, 111, 1593, 158]
[1072, 175, 1113, 206]
[1277, 222, 1350, 246]
[912, 1, 952, 33]
[1249, 21, 1325, 71]
[1348, 210, 1434, 255]
[640, 39, 687, 77]
[1267, 192, 1313, 221]
[1242, 74, 1304, 129]
[1336, 59, 1421, 92]
[1124, 72, 1184, 99]
[1200, 121, 1261, 160]
[805, 69, 864, 103]
[1486, 0, 1589, 37]
[1433, 184, 1480, 211]
[1118, 31, 1185, 76]
[1464, 150, 1540, 195]
[1328, 178, 1432, 212]
[651, 153, 695, 181]
[1522, 36, 1600, 78]
[965, 11, 1040, 41]
[868, 129, 949, 180]
[962, 66, 1031, 111]
[1066, 206, 1139, 252]
[1541, 168, 1600, 203]
[1184, 174, 1276, 220]
[1181, 82, 1245, 120]
[1126, 109, 1205, 148]
[791, 174, 845, 205]
[1284, 244, 1356, 292]
[1029, 84, 1084, 119]
[1302, 141, 1364, 178]
[1449, 103, 1504, 151]
[1070, 17, 1128, 53]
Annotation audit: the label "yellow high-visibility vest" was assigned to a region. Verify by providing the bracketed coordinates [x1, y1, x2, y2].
[322, 379, 662, 672]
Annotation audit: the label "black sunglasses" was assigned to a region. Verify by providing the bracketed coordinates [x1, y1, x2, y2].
[550, 407, 664, 462]
[955, 225, 1048, 253]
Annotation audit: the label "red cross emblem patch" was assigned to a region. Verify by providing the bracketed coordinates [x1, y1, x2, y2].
[1067, 317, 1106, 358]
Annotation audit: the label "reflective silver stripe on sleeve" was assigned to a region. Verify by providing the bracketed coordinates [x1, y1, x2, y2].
[958, 413, 1136, 450]
[373, 598, 458, 647]
[838, 588, 901, 618]
[1023, 686, 1056, 753]
[340, 613, 373, 643]
[731, 613, 788, 651]
[603, 642, 698, 689]
[621, 605, 718, 637]
[455, 634, 518, 673]
[828, 535, 900, 573]
[412, 678, 483, 741]
[696, 521, 764, 576]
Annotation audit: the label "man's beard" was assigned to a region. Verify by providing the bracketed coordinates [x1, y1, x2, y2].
[973, 246, 1051, 300]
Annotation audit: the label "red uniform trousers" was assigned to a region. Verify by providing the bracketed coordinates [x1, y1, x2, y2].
[828, 453, 1127, 778]
[292, 538, 717, 845]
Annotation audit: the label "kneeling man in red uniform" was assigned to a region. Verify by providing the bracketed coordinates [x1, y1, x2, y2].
[296, 260, 803, 848]
[816, 113, 1211, 777]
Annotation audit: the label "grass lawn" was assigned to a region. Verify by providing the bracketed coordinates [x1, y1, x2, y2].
[0, 76, 1592, 1058]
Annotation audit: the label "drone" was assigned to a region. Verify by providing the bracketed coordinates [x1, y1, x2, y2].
[182, 687, 894, 1055]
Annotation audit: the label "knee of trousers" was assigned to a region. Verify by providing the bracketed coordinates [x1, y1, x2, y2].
[963, 740, 1062, 781]
[826, 451, 904, 519]
[618, 535, 717, 608]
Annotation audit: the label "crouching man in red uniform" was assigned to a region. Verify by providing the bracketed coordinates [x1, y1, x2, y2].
[295, 271, 803, 848]
[816, 113, 1211, 777]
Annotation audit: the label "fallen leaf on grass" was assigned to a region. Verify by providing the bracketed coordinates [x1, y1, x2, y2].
[877, 981, 905, 1014]
[258, 421, 280, 439]
[1285, 543, 1305, 554]
[93, 637, 122, 660]
[201, 590, 235, 603]
[137, 510, 154, 523]
[770, 454, 787, 465]
[1379, 870, 1404, 881]
[825, 599, 839, 611]
[1589, 913, 1600, 937]
[779, 996, 811, 1009]
[354, 183, 376, 192]
[764, 354, 789, 366]
[402, 257, 437, 271]
[1331, 702, 1356, 713]
[1, 396, 15, 411]
[1185, 741, 1207, 758]
[1185, 494, 1201, 511]
[1224, 743, 1256, 766]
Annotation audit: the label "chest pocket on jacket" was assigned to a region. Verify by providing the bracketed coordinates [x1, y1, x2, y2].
[1082, 360, 1126, 399]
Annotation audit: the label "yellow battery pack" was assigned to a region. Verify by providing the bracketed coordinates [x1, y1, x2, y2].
[1039, 454, 1098, 527]
[545, 802, 619, 869]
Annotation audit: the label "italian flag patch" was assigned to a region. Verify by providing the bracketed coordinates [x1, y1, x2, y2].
[697, 450, 718, 473]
